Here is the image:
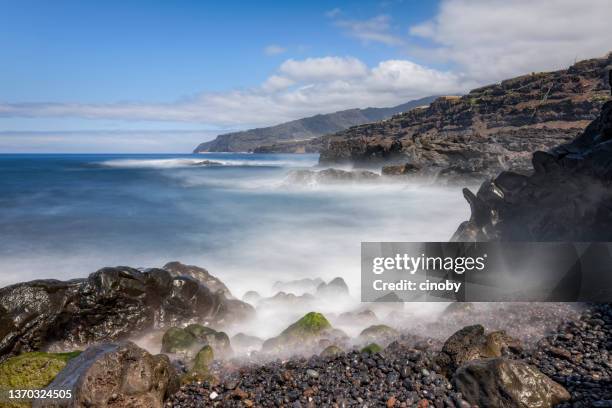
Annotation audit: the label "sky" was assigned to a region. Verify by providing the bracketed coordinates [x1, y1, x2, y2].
[1, 0, 611, 153]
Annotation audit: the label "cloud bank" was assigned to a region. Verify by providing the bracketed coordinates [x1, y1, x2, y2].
[1, 0, 611, 135]
[0, 56, 466, 128]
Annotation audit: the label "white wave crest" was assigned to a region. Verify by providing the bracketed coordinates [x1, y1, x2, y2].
[98, 157, 316, 169]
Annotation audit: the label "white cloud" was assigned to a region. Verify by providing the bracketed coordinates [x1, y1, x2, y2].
[336, 15, 403, 46]
[261, 75, 295, 92]
[409, 0, 612, 82]
[263, 44, 286, 56]
[0, 56, 466, 128]
[279, 56, 368, 81]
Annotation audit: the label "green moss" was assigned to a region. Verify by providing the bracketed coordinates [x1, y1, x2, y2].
[185, 324, 217, 340]
[193, 345, 214, 372]
[161, 327, 197, 353]
[361, 343, 383, 354]
[281, 312, 331, 339]
[0, 351, 80, 407]
[181, 345, 216, 385]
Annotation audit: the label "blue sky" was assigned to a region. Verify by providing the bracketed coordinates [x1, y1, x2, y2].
[1, 0, 611, 152]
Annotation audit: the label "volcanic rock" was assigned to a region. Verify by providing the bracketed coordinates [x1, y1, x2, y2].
[318, 55, 612, 182]
[0, 266, 253, 362]
[453, 357, 570, 408]
[285, 168, 380, 185]
[33, 342, 178, 408]
[452, 94, 612, 241]
[163, 261, 232, 297]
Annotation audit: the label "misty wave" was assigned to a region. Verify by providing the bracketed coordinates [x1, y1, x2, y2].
[97, 157, 317, 169]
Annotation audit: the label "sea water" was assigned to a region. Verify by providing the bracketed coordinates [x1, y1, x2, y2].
[0, 153, 469, 301]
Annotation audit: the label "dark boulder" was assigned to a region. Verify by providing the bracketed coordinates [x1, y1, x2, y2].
[0, 266, 253, 362]
[453, 358, 570, 408]
[163, 261, 232, 298]
[437, 324, 521, 376]
[33, 342, 178, 408]
[452, 95, 612, 241]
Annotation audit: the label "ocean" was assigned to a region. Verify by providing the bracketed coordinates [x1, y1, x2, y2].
[0, 153, 469, 300]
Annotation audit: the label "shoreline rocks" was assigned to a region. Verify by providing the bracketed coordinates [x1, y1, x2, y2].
[0, 265, 253, 362]
[33, 342, 177, 408]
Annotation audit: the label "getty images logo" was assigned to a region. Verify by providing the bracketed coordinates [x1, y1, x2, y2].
[372, 253, 488, 275]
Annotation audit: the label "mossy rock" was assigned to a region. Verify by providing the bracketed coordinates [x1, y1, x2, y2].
[181, 346, 216, 385]
[185, 324, 217, 340]
[263, 312, 332, 352]
[320, 345, 343, 357]
[359, 324, 398, 340]
[161, 327, 197, 353]
[0, 351, 80, 407]
[281, 312, 331, 339]
[193, 345, 214, 371]
[361, 343, 383, 354]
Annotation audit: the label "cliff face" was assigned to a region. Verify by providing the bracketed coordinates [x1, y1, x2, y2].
[319, 55, 612, 182]
[453, 95, 612, 242]
[193, 96, 436, 153]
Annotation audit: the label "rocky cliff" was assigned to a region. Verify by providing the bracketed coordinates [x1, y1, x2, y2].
[453, 94, 612, 242]
[318, 55, 612, 182]
[193, 96, 436, 153]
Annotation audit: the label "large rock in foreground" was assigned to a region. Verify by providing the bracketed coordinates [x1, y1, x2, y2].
[0, 266, 253, 362]
[33, 342, 178, 408]
[437, 325, 521, 376]
[453, 358, 570, 408]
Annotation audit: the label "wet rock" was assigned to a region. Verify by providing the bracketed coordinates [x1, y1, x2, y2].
[359, 325, 399, 344]
[161, 327, 197, 354]
[262, 312, 333, 353]
[163, 261, 232, 297]
[241, 290, 261, 304]
[320, 345, 343, 357]
[33, 342, 178, 408]
[316, 277, 349, 297]
[361, 343, 383, 354]
[436, 324, 521, 376]
[0, 266, 253, 362]
[272, 278, 324, 295]
[382, 163, 421, 176]
[453, 99, 612, 242]
[453, 357, 570, 408]
[285, 168, 380, 185]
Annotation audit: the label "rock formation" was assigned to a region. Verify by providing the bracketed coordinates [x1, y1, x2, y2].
[453, 75, 612, 241]
[453, 358, 571, 408]
[33, 342, 178, 408]
[318, 55, 611, 182]
[0, 265, 253, 362]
